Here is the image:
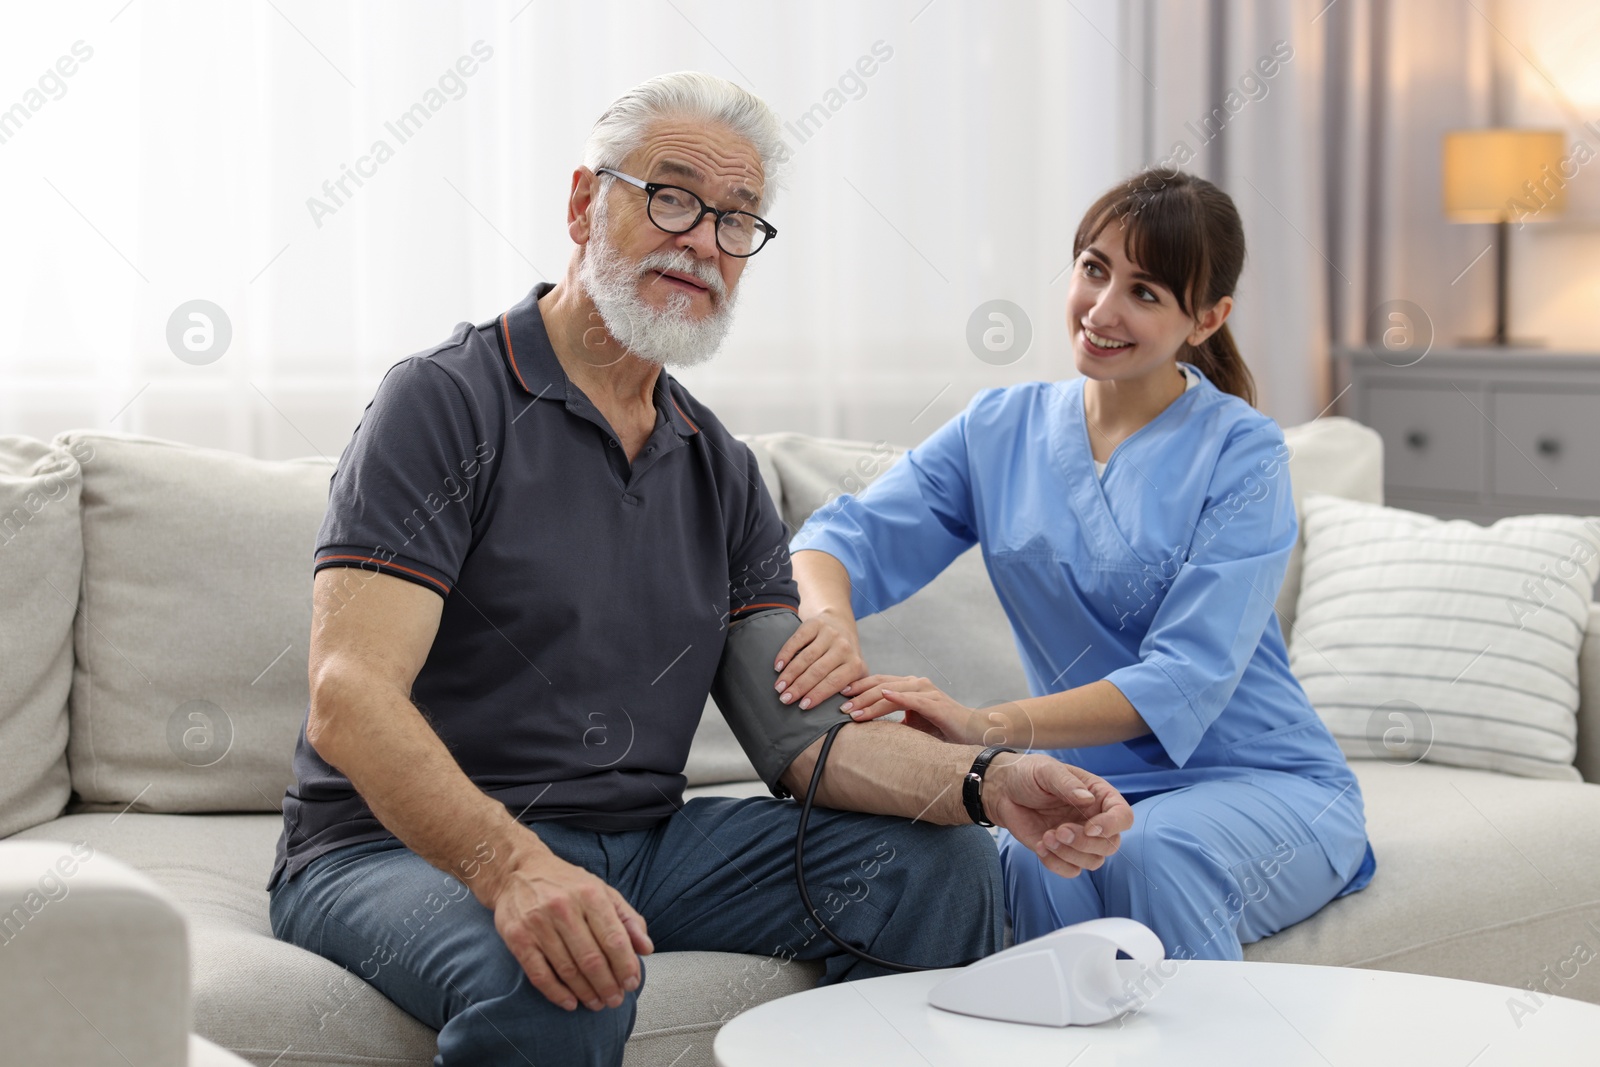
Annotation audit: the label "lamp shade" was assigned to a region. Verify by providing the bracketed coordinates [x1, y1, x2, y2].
[1442, 129, 1567, 222]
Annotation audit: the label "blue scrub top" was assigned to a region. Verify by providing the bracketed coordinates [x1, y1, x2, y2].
[793, 365, 1374, 892]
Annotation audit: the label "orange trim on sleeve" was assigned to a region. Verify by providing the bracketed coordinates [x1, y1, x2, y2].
[731, 601, 797, 616]
[316, 554, 451, 595]
[500, 312, 530, 393]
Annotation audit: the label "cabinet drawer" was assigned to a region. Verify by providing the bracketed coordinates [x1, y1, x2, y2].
[1363, 384, 1482, 495]
[1490, 389, 1600, 504]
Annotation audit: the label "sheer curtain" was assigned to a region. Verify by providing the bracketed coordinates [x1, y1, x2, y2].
[0, 0, 1137, 458]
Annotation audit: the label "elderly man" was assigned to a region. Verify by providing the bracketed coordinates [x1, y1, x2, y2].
[267, 71, 1133, 1066]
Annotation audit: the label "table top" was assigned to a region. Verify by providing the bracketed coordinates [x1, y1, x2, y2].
[713, 959, 1600, 1066]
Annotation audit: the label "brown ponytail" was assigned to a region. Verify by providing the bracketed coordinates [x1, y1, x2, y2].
[1187, 322, 1253, 406]
[1072, 168, 1256, 407]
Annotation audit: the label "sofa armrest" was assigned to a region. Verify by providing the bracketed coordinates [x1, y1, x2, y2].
[0, 840, 191, 1067]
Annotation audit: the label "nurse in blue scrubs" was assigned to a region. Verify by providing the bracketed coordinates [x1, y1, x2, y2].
[778, 168, 1376, 961]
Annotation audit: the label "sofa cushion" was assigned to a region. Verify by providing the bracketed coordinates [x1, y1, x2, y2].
[0, 436, 84, 837]
[11, 812, 822, 1067]
[1242, 761, 1600, 1006]
[1291, 495, 1597, 780]
[54, 430, 334, 814]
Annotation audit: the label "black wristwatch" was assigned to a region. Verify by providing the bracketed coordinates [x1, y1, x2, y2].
[962, 745, 1016, 827]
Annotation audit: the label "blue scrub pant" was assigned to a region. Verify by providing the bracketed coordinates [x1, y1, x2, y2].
[998, 778, 1371, 960]
[269, 796, 1003, 1067]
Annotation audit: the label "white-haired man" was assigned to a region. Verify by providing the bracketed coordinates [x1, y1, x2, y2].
[267, 71, 1133, 1065]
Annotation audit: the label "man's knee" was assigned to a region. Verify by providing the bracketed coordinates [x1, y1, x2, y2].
[436, 968, 640, 1066]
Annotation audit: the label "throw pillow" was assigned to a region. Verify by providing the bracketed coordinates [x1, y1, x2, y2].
[1290, 494, 1599, 780]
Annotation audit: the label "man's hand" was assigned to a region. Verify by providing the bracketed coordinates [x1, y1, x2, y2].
[481, 836, 654, 1013]
[772, 608, 867, 710]
[983, 754, 1135, 879]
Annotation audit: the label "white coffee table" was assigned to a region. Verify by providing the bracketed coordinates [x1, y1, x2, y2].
[713, 959, 1600, 1065]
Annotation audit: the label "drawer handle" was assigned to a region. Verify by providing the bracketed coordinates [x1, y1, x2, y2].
[1537, 437, 1562, 458]
[1404, 430, 1428, 451]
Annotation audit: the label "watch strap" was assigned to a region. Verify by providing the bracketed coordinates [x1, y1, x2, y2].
[962, 745, 1015, 827]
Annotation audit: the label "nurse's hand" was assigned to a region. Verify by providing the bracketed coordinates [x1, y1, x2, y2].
[984, 754, 1135, 879]
[840, 674, 1023, 747]
[772, 608, 868, 711]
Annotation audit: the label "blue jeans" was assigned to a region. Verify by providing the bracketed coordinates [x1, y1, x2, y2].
[269, 796, 1003, 1067]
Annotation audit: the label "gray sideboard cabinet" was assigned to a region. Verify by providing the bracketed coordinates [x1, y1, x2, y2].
[1333, 346, 1600, 523]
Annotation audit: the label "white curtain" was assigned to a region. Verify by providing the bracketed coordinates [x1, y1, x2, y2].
[0, 0, 1137, 457]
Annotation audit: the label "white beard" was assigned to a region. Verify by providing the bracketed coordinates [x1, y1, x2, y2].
[577, 197, 739, 369]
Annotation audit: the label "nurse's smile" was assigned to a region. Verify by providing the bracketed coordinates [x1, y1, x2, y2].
[1080, 324, 1135, 358]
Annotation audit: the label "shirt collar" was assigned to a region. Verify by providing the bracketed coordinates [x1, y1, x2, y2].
[497, 282, 700, 437]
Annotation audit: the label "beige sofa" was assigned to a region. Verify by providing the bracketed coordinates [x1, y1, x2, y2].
[3, 415, 1598, 1067]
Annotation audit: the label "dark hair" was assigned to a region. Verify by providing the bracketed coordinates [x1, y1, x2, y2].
[1071, 168, 1255, 406]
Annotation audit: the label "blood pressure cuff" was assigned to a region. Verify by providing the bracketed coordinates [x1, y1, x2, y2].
[710, 608, 854, 799]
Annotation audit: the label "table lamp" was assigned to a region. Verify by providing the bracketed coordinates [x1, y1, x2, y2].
[1442, 128, 1566, 346]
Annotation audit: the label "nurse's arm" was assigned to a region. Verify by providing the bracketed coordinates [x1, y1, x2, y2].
[771, 548, 869, 708]
[844, 674, 1152, 750]
[973, 682, 1153, 749]
[777, 724, 1134, 878]
[1005, 682, 1154, 747]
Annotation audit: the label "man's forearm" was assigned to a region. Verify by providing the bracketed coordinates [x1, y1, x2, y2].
[779, 720, 983, 824]
[308, 673, 544, 902]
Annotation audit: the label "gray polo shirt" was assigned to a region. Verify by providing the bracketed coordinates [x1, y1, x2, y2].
[269, 282, 798, 890]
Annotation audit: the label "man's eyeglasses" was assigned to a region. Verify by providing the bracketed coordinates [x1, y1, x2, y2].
[595, 168, 776, 258]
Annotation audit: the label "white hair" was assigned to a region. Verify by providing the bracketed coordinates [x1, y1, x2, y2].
[582, 71, 786, 209]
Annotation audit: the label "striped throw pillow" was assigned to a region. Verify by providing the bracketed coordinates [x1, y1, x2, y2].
[1289, 494, 1600, 780]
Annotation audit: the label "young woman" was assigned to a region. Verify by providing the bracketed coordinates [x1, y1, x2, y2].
[778, 169, 1376, 960]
